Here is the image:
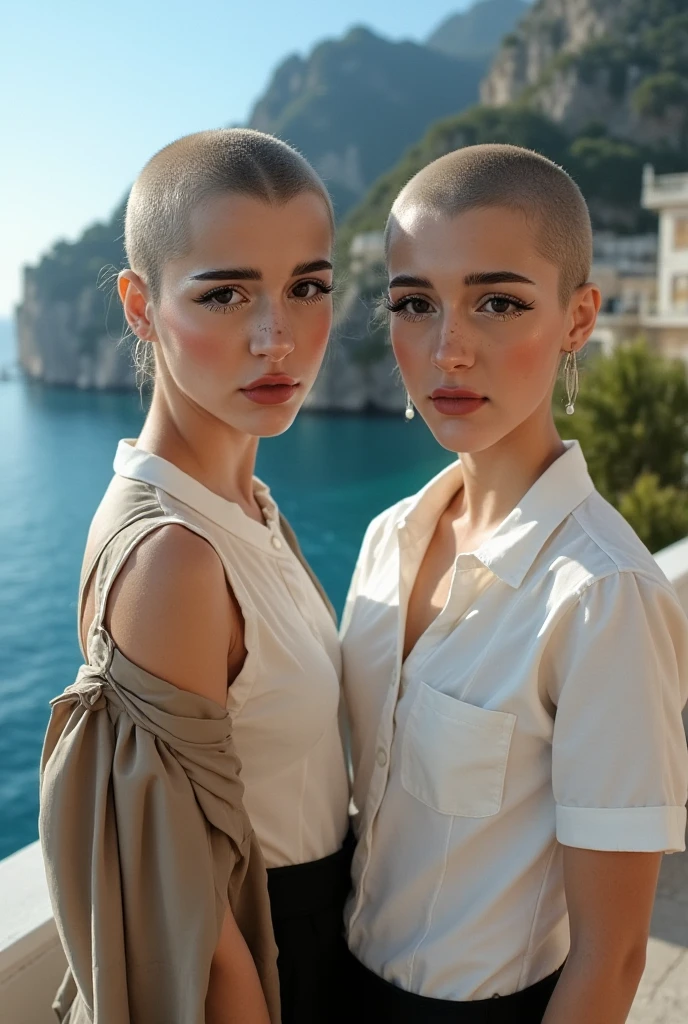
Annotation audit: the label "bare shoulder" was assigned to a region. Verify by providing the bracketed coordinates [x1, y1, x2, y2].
[105, 525, 239, 706]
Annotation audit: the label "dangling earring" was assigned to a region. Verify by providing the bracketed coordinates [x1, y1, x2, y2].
[564, 349, 579, 415]
[405, 391, 415, 421]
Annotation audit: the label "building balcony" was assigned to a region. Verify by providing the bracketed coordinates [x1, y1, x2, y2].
[642, 165, 688, 211]
[2, 535, 688, 1023]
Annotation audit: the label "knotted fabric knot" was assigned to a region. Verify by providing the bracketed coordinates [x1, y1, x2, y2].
[51, 665, 109, 712]
[75, 680, 107, 711]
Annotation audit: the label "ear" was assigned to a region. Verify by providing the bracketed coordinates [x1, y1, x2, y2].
[118, 270, 157, 342]
[563, 282, 601, 354]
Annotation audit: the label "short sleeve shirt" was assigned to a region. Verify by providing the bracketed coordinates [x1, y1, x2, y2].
[341, 441, 688, 1001]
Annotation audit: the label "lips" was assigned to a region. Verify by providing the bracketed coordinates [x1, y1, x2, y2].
[241, 375, 300, 406]
[430, 387, 487, 417]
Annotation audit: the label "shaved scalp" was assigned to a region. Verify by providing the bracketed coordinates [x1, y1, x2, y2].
[125, 128, 334, 300]
[387, 144, 592, 306]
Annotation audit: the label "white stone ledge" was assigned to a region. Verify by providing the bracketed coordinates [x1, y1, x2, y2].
[0, 841, 66, 1023]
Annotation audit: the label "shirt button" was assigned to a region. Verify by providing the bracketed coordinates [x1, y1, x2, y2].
[376, 748, 388, 767]
[271, 536, 282, 550]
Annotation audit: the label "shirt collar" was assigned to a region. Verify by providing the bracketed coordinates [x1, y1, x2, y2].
[113, 439, 281, 553]
[401, 441, 594, 589]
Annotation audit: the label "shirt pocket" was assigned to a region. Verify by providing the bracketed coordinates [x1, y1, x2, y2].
[401, 680, 516, 818]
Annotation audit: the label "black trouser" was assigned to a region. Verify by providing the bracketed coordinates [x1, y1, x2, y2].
[347, 951, 564, 1023]
[267, 833, 354, 1024]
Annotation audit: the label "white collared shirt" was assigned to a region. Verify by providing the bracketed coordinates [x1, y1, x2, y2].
[113, 440, 350, 868]
[341, 441, 688, 1001]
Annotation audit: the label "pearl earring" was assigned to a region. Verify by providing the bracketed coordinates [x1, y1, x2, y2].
[564, 350, 579, 415]
[405, 392, 415, 421]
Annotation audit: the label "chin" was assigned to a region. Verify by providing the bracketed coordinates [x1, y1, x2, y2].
[230, 405, 302, 439]
[425, 416, 501, 456]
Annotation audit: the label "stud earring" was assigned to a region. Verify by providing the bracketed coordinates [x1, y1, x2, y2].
[405, 392, 415, 421]
[564, 350, 579, 415]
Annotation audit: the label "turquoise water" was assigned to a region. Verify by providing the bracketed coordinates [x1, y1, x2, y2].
[0, 321, 452, 859]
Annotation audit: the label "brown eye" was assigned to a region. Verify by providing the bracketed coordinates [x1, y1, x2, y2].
[488, 298, 511, 315]
[213, 288, 238, 305]
[410, 298, 432, 315]
[291, 280, 331, 301]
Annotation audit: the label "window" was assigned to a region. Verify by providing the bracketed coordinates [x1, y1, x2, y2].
[671, 274, 688, 311]
[674, 216, 688, 250]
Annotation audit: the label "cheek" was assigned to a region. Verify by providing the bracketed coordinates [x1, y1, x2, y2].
[390, 323, 427, 382]
[160, 303, 238, 370]
[496, 322, 560, 393]
[298, 302, 333, 360]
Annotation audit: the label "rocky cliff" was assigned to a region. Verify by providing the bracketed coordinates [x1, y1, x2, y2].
[17, 0, 688, 400]
[323, 0, 688, 412]
[16, 204, 134, 389]
[482, 0, 688, 148]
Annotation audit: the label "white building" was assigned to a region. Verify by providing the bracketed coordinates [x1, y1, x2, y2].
[642, 165, 688, 320]
[592, 166, 688, 364]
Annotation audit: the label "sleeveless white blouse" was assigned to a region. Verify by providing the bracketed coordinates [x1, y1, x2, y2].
[114, 440, 350, 868]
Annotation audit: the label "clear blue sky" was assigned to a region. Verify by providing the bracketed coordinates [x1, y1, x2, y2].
[0, 0, 477, 317]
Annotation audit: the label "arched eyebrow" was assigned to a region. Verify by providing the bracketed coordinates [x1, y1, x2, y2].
[463, 271, 535, 286]
[291, 259, 333, 275]
[190, 259, 332, 283]
[389, 270, 535, 289]
[389, 274, 433, 289]
[191, 268, 261, 281]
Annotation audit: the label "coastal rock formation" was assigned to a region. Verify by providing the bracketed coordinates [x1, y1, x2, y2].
[306, 273, 404, 413]
[334, 0, 688, 395]
[17, 270, 133, 390]
[481, 0, 688, 148]
[16, 204, 133, 389]
[15, 0, 688, 395]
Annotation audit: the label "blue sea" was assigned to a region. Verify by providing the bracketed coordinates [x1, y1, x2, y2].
[0, 319, 452, 860]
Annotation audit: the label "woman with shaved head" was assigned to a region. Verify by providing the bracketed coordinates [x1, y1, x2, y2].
[341, 144, 688, 1022]
[39, 128, 351, 1024]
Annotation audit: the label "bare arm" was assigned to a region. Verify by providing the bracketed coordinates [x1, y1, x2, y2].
[97, 526, 269, 1024]
[542, 847, 662, 1023]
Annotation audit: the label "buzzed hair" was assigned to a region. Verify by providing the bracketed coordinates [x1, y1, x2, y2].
[125, 128, 334, 300]
[387, 144, 592, 306]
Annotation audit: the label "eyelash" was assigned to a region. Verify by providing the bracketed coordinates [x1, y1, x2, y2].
[193, 279, 334, 314]
[384, 292, 535, 323]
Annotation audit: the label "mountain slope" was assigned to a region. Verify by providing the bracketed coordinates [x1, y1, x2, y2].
[327, 0, 688, 412]
[482, 0, 688, 148]
[342, 0, 688, 252]
[247, 25, 486, 218]
[427, 0, 529, 59]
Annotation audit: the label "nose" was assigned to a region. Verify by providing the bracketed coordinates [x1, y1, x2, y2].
[248, 301, 295, 362]
[432, 316, 475, 373]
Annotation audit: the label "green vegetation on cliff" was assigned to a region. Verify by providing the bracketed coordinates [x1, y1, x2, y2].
[340, 0, 688, 256]
[28, 202, 126, 304]
[338, 106, 685, 261]
[548, 0, 688, 140]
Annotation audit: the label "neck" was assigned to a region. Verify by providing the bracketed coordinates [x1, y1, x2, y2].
[453, 405, 565, 537]
[137, 377, 261, 515]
